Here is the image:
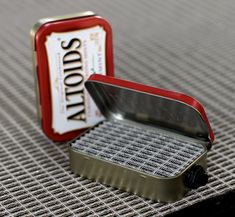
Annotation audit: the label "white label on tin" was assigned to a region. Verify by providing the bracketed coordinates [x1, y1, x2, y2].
[45, 26, 106, 134]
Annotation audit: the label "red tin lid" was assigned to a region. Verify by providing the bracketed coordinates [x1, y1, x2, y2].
[31, 12, 114, 141]
[85, 74, 214, 144]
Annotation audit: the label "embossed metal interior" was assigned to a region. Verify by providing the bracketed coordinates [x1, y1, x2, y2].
[71, 119, 205, 178]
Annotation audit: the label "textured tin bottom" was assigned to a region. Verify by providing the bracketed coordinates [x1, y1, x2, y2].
[71, 120, 205, 178]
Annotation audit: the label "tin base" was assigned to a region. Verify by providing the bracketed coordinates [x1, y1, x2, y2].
[69, 119, 207, 202]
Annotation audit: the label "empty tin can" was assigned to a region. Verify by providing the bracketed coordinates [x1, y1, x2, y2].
[30, 11, 113, 141]
[69, 74, 214, 202]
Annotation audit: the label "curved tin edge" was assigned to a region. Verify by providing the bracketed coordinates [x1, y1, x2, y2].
[30, 11, 95, 50]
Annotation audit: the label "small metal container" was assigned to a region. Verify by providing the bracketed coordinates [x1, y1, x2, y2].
[69, 74, 214, 202]
[30, 11, 113, 141]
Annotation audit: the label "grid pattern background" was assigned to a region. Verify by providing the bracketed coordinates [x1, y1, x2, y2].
[0, 0, 235, 216]
[72, 120, 205, 178]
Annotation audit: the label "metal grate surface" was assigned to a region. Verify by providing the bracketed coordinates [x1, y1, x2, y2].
[72, 120, 205, 178]
[0, 0, 235, 216]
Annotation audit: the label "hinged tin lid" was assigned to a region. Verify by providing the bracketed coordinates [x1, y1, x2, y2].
[31, 12, 114, 141]
[85, 74, 214, 143]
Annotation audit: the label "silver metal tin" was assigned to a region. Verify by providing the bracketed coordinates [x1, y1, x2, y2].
[69, 72, 213, 202]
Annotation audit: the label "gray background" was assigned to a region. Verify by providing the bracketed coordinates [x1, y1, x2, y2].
[0, 0, 234, 216]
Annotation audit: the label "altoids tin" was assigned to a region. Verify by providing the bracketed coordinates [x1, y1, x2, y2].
[30, 11, 113, 141]
[69, 74, 214, 202]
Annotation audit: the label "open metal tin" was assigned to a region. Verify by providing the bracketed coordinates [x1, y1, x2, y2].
[30, 11, 113, 141]
[69, 74, 214, 202]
